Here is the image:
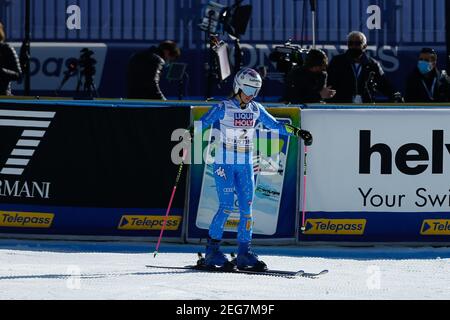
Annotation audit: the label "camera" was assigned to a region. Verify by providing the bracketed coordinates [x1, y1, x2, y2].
[269, 40, 307, 74]
[77, 48, 98, 97]
[79, 48, 96, 79]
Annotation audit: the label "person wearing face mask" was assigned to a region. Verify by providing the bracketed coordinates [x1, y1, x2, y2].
[127, 40, 181, 100]
[284, 48, 336, 104]
[327, 31, 399, 103]
[188, 68, 313, 271]
[404, 48, 450, 103]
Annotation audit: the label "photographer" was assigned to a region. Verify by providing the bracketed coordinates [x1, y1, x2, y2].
[0, 22, 22, 96]
[127, 40, 181, 100]
[284, 48, 335, 104]
[405, 48, 450, 102]
[327, 31, 399, 103]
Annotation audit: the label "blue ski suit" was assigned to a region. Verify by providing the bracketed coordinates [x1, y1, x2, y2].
[198, 98, 295, 243]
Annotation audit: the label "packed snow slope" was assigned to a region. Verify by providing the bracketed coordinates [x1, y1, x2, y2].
[0, 239, 449, 300]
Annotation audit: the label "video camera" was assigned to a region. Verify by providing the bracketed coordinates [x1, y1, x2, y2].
[79, 48, 96, 80]
[77, 48, 98, 97]
[269, 40, 307, 74]
[55, 48, 98, 97]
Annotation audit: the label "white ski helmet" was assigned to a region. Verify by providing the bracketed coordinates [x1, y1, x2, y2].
[233, 67, 262, 97]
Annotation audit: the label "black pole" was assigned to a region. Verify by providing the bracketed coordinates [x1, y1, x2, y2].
[234, 38, 242, 73]
[233, 0, 242, 73]
[205, 11, 214, 100]
[309, 0, 317, 48]
[446, 0, 450, 73]
[24, 0, 31, 95]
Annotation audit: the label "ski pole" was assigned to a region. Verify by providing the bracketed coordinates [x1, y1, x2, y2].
[154, 147, 188, 258]
[300, 145, 308, 233]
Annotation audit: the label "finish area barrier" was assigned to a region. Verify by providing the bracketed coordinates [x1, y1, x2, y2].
[0, 99, 449, 244]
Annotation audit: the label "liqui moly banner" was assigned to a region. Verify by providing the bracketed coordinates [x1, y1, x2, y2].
[299, 107, 450, 243]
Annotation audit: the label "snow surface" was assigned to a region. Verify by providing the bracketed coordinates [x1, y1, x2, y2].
[0, 239, 449, 300]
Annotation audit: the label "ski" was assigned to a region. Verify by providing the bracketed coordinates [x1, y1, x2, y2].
[145, 264, 304, 278]
[146, 253, 328, 279]
[228, 252, 328, 278]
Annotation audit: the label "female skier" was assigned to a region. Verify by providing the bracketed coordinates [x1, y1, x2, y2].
[195, 68, 313, 271]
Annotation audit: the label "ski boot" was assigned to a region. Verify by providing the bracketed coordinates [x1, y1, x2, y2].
[235, 242, 268, 271]
[203, 238, 236, 271]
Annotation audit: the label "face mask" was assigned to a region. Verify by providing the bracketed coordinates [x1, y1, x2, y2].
[347, 48, 363, 59]
[417, 60, 433, 74]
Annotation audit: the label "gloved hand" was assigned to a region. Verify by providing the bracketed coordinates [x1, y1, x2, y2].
[284, 124, 313, 146]
[298, 129, 313, 146]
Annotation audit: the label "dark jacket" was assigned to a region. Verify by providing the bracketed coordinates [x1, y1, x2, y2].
[0, 42, 22, 96]
[284, 66, 327, 104]
[404, 68, 450, 103]
[127, 46, 166, 100]
[327, 51, 396, 103]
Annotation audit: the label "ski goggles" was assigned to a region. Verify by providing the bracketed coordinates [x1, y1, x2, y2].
[241, 85, 261, 98]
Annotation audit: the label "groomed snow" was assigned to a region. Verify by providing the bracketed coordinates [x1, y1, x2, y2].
[0, 239, 449, 300]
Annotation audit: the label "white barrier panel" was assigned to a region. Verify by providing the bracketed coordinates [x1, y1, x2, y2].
[299, 108, 450, 243]
[302, 108, 450, 212]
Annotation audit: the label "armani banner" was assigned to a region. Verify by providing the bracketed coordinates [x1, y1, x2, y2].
[0, 101, 189, 238]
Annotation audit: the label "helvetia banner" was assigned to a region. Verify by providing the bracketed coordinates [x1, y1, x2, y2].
[299, 107, 450, 243]
[0, 101, 189, 238]
[187, 106, 300, 243]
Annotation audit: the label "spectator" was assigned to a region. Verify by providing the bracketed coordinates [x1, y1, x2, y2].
[405, 47, 450, 103]
[284, 48, 335, 104]
[0, 22, 22, 96]
[127, 40, 181, 100]
[328, 31, 398, 103]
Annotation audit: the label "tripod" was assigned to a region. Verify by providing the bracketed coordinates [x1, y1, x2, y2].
[78, 72, 98, 98]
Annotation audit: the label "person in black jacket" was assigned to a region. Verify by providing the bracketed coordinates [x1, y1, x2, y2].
[328, 31, 399, 103]
[127, 40, 181, 100]
[284, 48, 336, 104]
[0, 22, 22, 96]
[405, 47, 450, 103]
